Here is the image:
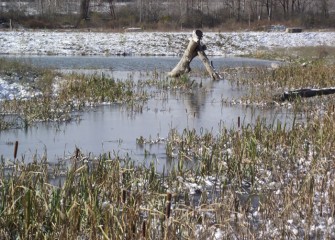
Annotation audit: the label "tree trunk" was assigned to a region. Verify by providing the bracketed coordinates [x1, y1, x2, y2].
[80, 0, 90, 20]
[108, 0, 116, 19]
[76, 0, 90, 27]
[168, 30, 222, 80]
[168, 30, 200, 78]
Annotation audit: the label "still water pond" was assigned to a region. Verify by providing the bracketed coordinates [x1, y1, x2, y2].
[0, 56, 289, 170]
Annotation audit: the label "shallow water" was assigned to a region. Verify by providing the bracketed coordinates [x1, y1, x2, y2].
[0, 56, 289, 171]
[3, 55, 278, 71]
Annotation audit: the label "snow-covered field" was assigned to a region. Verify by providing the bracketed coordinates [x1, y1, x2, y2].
[0, 30, 335, 101]
[0, 30, 335, 56]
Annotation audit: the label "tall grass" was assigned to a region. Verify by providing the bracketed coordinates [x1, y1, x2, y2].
[224, 59, 335, 107]
[0, 68, 150, 129]
[1, 106, 335, 238]
[1, 53, 335, 238]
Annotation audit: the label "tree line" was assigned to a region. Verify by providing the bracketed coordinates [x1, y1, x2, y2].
[0, 0, 334, 29]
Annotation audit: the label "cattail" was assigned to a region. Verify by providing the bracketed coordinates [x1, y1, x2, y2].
[142, 220, 146, 238]
[166, 192, 172, 219]
[14, 141, 18, 159]
[122, 189, 127, 204]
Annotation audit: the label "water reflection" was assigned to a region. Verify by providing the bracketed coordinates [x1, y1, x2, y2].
[0, 56, 287, 172]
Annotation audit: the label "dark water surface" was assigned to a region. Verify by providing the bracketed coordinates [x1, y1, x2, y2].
[0, 56, 288, 171]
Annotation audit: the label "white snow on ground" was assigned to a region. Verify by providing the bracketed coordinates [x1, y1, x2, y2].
[0, 30, 334, 101]
[0, 78, 41, 100]
[0, 30, 334, 56]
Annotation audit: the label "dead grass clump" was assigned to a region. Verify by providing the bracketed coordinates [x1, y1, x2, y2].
[0, 63, 149, 129]
[229, 60, 335, 105]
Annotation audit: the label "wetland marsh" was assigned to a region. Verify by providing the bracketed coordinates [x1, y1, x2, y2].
[0, 52, 335, 239]
[0, 56, 286, 167]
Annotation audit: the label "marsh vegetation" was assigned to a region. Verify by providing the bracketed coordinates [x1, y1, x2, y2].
[0, 52, 335, 238]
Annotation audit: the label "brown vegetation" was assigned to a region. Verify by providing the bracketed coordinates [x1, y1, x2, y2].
[0, 0, 334, 30]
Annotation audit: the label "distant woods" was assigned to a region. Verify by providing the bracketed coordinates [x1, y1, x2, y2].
[79, 0, 115, 21]
[0, 0, 334, 29]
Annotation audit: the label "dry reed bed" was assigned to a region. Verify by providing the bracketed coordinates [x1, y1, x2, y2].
[223, 59, 335, 108]
[0, 70, 149, 130]
[1, 109, 335, 238]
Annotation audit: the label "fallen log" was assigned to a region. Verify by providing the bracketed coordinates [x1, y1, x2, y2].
[285, 27, 303, 33]
[275, 87, 335, 101]
[168, 30, 222, 80]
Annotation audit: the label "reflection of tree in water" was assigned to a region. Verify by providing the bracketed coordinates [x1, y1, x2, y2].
[184, 79, 214, 119]
[165, 78, 215, 169]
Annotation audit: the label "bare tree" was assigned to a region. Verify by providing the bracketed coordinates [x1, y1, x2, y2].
[266, 0, 274, 20]
[1, 0, 333, 29]
[107, 0, 116, 19]
[279, 0, 289, 18]
[80, 0, 90, 20]
[319, 0, 330, 18]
